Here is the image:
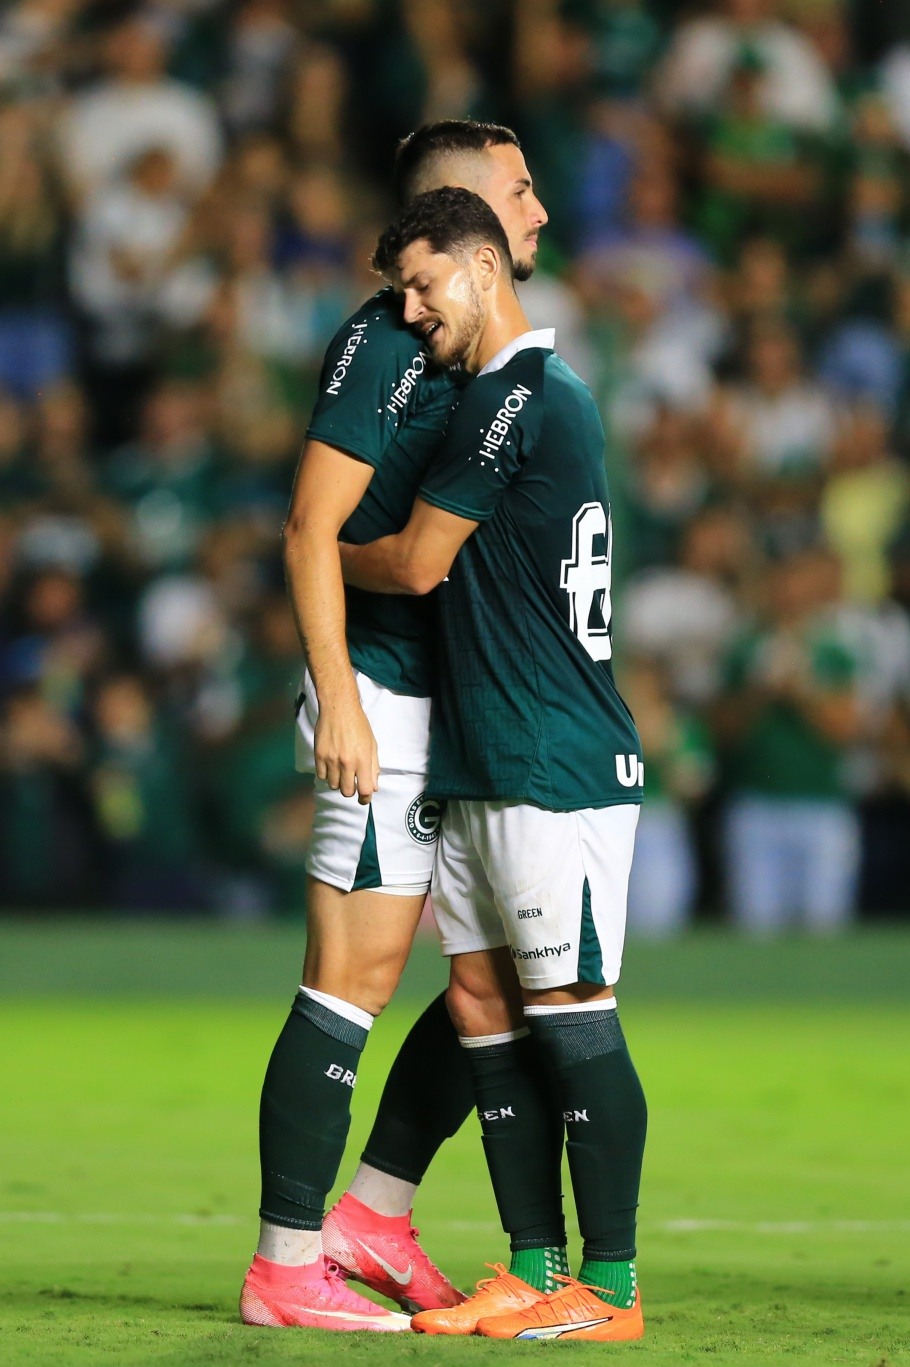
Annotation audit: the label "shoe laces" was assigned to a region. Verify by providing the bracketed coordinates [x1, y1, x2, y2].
[321, 1260, 385, 1312]
[471, 1263, 514, 1298]
[551, 1274, 616, 1305]
[504, 1276, 614, 1329]
[401, 1225, 450, 1282]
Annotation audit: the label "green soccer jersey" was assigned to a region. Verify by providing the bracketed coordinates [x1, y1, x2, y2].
[419, 332, 643, 810]
[307, 287, 460, 696]
[722, 626, 857, 799]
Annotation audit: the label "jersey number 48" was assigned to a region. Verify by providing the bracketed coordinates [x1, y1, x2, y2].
[560, 502, 612, 662]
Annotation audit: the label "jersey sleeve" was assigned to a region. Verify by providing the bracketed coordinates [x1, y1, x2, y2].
[419, 361, 542, 522]
[306, 296, 420, 469]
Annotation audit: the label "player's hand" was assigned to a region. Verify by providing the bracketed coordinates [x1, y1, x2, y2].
[314, 702, 380, 805]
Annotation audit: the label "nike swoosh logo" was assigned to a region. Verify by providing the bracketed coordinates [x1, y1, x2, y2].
[516, 1318, 611, 1340]
[307, 1307, 408, 1324]
[355, 1238, 414, 1286]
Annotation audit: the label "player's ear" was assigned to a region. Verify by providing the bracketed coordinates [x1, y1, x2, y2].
[475, 243, 500, 292]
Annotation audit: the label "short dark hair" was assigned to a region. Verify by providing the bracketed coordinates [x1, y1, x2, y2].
[393, 120, 521, 205]
[373, 186, 514, 279]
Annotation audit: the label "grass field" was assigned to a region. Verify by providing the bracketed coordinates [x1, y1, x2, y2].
[1, 921, 908, 1366]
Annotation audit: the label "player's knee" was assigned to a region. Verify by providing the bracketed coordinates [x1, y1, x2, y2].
[446, 963, 520, 1037]
[304, 952, 404, 1017]
[348, 957, 404, 1015]
[444, 978, 473, 1035]
[359, 961, 404, 1015]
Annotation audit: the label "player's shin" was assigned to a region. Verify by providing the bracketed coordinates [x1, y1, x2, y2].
[258, 987, 372, 1257]
[525, 1001, 646, 1310]
[322, 996, 471, 1311]
[354, 990, 474, 1211]
[461, 1028, 569, 1292]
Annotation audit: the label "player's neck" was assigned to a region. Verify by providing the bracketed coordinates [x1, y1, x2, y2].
[466, 293, 532, 375]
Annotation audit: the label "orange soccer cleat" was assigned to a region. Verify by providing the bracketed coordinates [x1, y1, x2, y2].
[410, 1263, 545, 1336]
[476, 1278, 644, 1341]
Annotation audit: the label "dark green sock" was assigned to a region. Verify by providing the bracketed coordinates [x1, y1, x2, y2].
[259, 990, 369, 1229]
[361, 992, 474, 1184]
[462, 1031, 566, 1280]
[528, 1007, 646, 1307]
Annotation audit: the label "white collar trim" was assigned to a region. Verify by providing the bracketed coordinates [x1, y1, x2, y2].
[477, 328, 556, 377]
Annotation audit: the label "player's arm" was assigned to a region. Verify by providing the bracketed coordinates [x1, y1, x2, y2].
[340, 498, 478, 596]
[282, 439, 379, 803]
[342, 362, 538, 597]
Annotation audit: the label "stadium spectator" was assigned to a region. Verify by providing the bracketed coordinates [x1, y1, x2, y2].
[215, 201, 315, 367]
[214, 130, 289, 211]
[575, 0, 664, 100]
[0, 389, 32, 506]
[724, 235, 795, 339]
[693, 47, 822, 263]
[821, 403, 910, 604]
[712, 318, 836, 553]
[715, 547, 862, 932]
[0, 0, 80, 85]
[221, 0, 300, 136]
[0, 100, 70, 398]
[285, 41, 349, 165]
[621, 403, 717, 571]
[88, 672, 205, 912]
[624, 656, 715, 936]
[105, 378, 221, 573]
[657, 0, 840, 135]
[578, 161, 715, 317]
[0, 684, 94, 908]
[816, 308, 904, 418]
[18, 385, 127, 606]
[511, 0, 599, 248]
[214, 369, 299, 530]
[204, 589, 309, 914]
[0, 0, 908, 925]
[849, 530, 910, 912]
[621, 504, 751, 705]
[878, 41, 910, 153]
[571, 101, 667, 250]
[581, 248, 720, 427]
[58, 14, 223, 203]
[32, 382, 98, 505]
[69, 145, 216, 442]
[838, 94, 908, 274]
[1, 567, 108, 711]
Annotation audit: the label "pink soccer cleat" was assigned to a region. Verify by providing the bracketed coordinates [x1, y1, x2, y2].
[240, 1252, 412, 1331]
[322, 1191, 466, 1314]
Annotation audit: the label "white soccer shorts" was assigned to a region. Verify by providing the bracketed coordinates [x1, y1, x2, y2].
[295, 670, 439, 894]
[431, 799, 640, 989]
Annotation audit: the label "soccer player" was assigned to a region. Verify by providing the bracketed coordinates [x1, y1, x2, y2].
[340, 187, 648, 1342]
[239, 123, 549, 1332]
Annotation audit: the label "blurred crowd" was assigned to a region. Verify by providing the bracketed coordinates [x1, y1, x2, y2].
[1, 0, 910, 927]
